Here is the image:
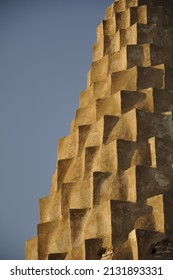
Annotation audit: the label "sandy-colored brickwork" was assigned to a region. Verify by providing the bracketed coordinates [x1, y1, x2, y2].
[26, 0, 173, 260]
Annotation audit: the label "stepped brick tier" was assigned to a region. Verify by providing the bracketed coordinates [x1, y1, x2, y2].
[26, 0, 173, 260]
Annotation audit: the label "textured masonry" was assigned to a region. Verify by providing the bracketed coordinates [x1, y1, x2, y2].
[26, 0, 173, 260]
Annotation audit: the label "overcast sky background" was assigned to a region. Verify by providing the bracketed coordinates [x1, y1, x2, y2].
[0, 0, 113, 259]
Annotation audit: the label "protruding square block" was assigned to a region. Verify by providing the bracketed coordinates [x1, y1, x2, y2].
[116, 9, 130, 30]
[109, 47, 127, 73]
[58, 131, 78, 160]
[91, 56, 108, 83]
[79, 86, 94, 108]
[120, 24, 137, 46]
[37, 219, 71, 260]
[75, 102, 96, 127]
[104, 32, 120, 55]
[93, 75, 111, 99]
[25, 237, 38, 260]
[96, 93, 121, 120]
[137, 65, 165, 89]
[111, 67, 137, 93]
[39, 192, 61, 223]
[127, 44, 151, 67]
[103, 15, 116, 35]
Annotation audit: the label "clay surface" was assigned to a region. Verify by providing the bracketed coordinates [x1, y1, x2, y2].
[26, 0, 173, 260]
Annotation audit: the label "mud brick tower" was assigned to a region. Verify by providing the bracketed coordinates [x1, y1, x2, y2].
[26, 0, 173, 260]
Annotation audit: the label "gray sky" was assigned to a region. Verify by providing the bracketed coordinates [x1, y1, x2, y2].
[0, 0, 113, 259]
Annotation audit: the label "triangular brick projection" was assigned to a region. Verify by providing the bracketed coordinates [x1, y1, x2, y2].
[26, 0, 173, 260]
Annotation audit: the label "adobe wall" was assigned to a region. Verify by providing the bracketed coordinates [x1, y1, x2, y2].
[26, 0, 173, 260]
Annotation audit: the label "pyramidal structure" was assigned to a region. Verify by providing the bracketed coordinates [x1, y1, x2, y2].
[26, 0, 173, 260]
